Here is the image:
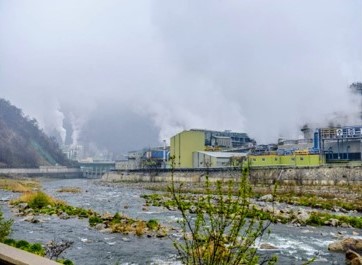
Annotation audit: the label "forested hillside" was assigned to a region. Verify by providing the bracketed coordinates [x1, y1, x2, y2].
[0, 98, 74, 168]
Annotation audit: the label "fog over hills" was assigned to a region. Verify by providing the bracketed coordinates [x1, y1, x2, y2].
[1, 1, 361, 155]
[0, 99, 74, 168]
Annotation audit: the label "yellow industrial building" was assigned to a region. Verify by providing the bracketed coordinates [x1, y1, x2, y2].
[170, 130, 205, 168]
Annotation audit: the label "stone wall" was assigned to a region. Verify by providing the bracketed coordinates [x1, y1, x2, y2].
[102, 166, 362, 185]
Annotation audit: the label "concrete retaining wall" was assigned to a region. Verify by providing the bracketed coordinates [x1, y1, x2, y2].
[103, 166, 362, 185]
[0, 167, 82, 178]
[0, 243, 59, 265]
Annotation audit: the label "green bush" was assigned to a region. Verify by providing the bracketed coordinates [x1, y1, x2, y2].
[28, 192, 52, 209]
[30, 243, 45, 256]
[4, 239, 45, 256]
[89, 215, 103, 226]
[15, 240, 30, 250]
[3, 238, 16, 246]
[146, 219, 159, 230]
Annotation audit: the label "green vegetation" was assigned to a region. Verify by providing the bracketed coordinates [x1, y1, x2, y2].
[89, 215, 103, 226]
[0, 206, 13, 242]
[4, 238, 45, 256]
[169, 157, 277, 265]
[12, 191, 65, 209]
[146, 219, 160, 230]
[11, 191, 167, 237]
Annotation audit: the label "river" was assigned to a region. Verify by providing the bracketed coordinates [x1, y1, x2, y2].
[0, 178, 358, 265]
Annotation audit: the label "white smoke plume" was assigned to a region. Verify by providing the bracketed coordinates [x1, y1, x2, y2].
[0, 0, 361, 153]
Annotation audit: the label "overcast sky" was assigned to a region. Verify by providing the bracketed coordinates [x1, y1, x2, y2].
[1, 0, 361, 154]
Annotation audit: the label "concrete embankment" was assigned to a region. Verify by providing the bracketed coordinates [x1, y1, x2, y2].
[0, 243, 59, 265]
[102, 165, 362, 185]
[0, 167, 81, 178]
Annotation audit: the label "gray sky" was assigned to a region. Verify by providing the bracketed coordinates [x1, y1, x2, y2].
[1, 0, 361, 154]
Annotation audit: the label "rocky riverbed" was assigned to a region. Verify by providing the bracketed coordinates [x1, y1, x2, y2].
[1, 178, 362, 264]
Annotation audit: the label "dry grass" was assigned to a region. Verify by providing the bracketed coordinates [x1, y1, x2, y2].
[0, 178, 40, 192]
[110, 220, 148, 236]
[11, 191, 65, 208]
[57, 187, 81, 193]
[135, 221, 146, 236]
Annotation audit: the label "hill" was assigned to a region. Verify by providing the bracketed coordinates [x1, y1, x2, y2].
[0, 98, 74, 168]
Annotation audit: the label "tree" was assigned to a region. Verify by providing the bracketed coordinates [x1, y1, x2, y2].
[169, 156, 277, 265]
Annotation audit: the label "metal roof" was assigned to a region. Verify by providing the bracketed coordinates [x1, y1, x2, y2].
[195, 151, 247, 158]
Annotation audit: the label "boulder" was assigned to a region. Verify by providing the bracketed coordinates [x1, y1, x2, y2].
[259, 194, 274, 202]
[296, 210, 310, 223]
[101, 212, 113, 220]
[18, 203, 28, 210]
[259, 243, 278, 250]
[24, 208, 34, 215]
[23, 215, 34, 222]
[346, 250, 362, 265]
[189, 206, 197, 214]
[156, 229, 168, 238]
[324, 218, 339, 227]
[328, 238, 362, 252]
[95, 223, 106, 231]
[59, 212, 70, 219]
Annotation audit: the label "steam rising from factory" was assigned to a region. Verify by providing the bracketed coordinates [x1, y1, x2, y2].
[0, 1, 361, 155]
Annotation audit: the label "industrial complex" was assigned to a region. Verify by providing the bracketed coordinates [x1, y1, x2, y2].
[115, 125, 362, 171]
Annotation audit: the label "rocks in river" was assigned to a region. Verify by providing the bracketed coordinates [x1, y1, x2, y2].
[101, 212, 113, 221]
[189, 205, 197, 214]
[328, 238, 362, 252]
[23, 215, 41, 223]
[259, 243, 278, 250]
[296, 209, 310, 223]
[18, 202, 29, 210]
[324, 218, 339, 227]
[258, 194, 274, 202]
[95, 223, 106, 231]
[0, 196, 10, 202]
[156, 228, 168, 238]
[59, 212, 70, 219]
[346, 250, 362, 265]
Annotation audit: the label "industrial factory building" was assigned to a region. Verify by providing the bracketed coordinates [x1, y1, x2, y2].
[316, 126, 362, 162]
[170, 129, 253, 168]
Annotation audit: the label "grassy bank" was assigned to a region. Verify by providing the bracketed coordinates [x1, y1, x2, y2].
[0, 178, 40, 192]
